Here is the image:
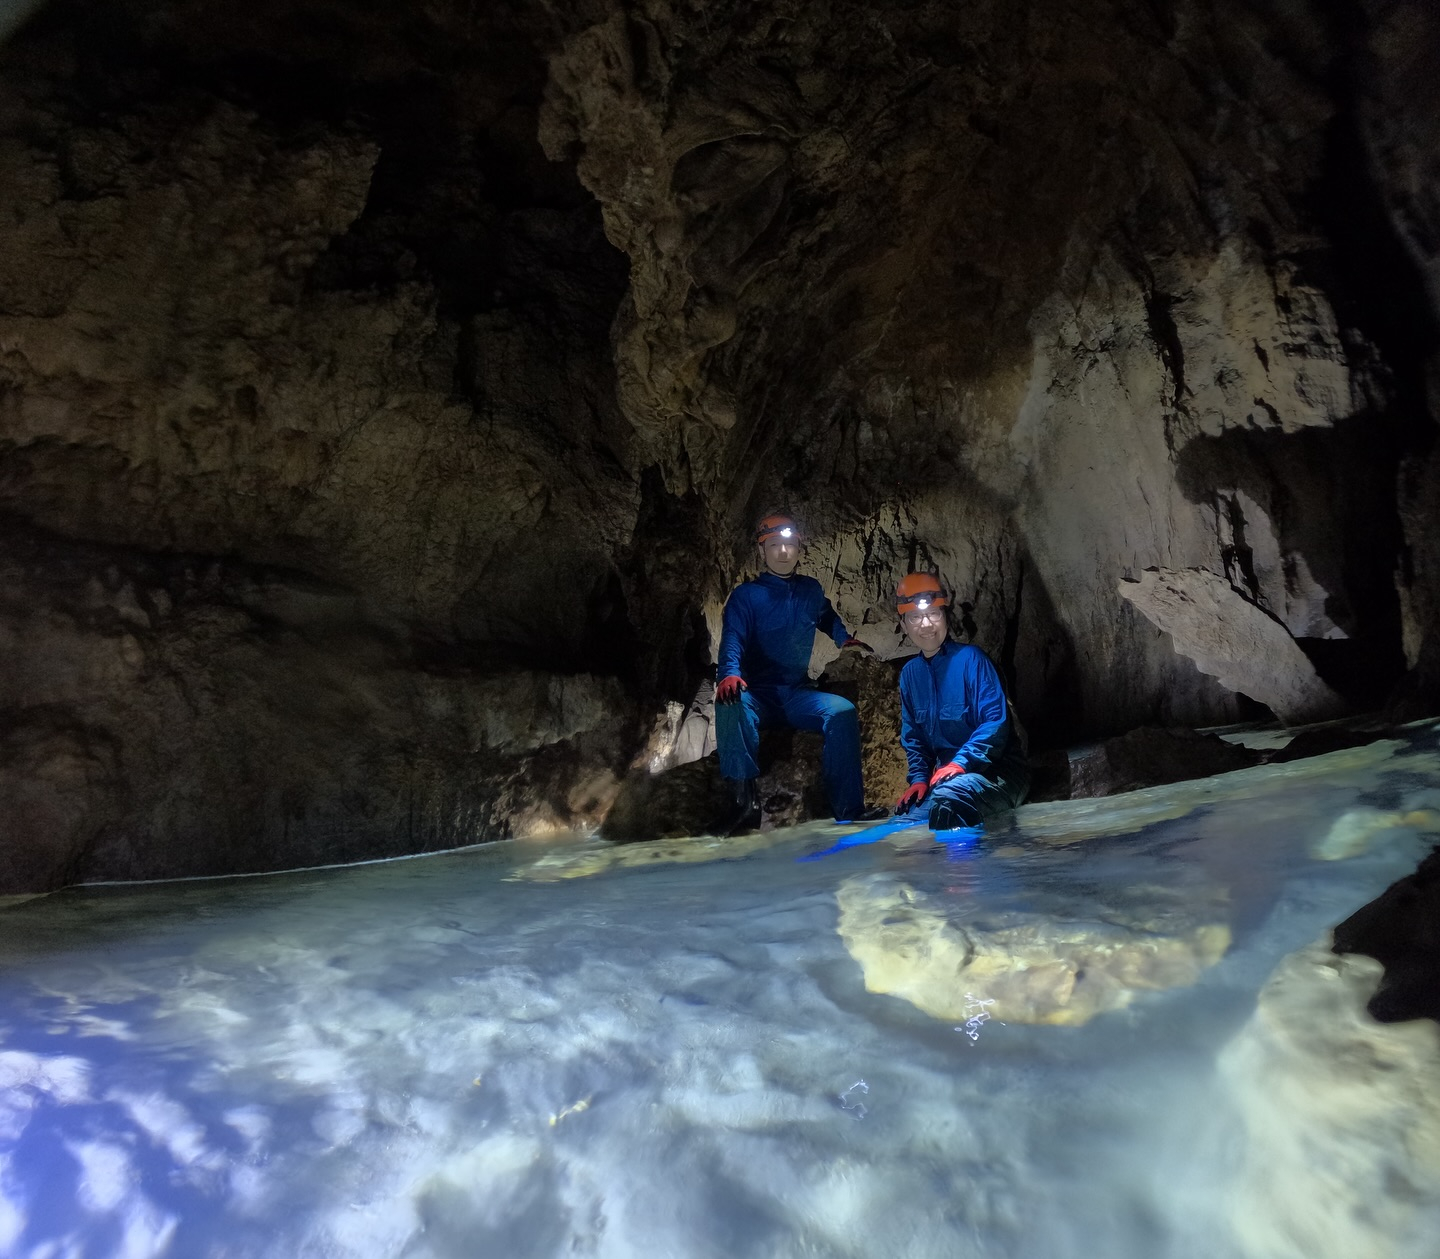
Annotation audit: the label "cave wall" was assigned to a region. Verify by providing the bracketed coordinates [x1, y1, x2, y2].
[539, 0, 1432, 739]
[0, 0, 653, 887]
[1, 0, 1437, 888]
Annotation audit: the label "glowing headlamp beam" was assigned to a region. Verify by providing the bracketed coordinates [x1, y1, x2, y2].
[779, 528, 793, 538]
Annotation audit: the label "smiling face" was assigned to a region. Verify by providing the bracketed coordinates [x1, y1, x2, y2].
[902, 604, 949, 656]
[759, 535, 801, 576]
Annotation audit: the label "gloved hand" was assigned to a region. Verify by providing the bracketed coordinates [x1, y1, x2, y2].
[930, 761, 967, 786]
[841, 637, 873, 653]
[715, 675, 748, 705]
[895, 781, 928, 813]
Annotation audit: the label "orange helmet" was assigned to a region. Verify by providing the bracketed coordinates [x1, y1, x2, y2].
[755, 513, 802, 544]
[895, 572, 949, 615]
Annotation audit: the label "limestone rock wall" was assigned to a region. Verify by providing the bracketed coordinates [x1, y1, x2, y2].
[0, 0, 1438, 887]
[539, 0, 1432, 739]
[0, 524, 633, 889]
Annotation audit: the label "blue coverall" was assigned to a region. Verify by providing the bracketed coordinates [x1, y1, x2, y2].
[714, 572, 865, 820]
[896, 639, 1030, 828]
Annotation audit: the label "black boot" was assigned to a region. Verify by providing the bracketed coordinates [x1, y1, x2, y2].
[714, 777, 761, 836]
[839, 804, 890, 823]
[928, 796, 980, 832]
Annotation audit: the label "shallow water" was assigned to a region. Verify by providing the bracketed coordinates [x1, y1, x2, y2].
[2, 728, 1438, 1259]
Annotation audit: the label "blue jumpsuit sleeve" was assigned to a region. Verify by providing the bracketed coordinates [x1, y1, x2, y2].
[815, 592, 850, 648]
[717, 587, 751, 679]
[898, 673, 932, 785]
[954, 652, 1010, 772]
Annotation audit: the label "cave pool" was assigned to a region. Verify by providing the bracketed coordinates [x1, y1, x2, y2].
[2, 725, 1438, 1259]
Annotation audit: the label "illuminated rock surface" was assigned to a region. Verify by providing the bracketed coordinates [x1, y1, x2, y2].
[514, 826, 796, 881]
[1221, 940, 1440, 1259]
[835, 873, 1231, 1026]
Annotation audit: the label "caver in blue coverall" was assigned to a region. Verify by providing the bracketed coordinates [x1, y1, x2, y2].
[715, 571, 865, 820]
[896, 639, 1030, 828]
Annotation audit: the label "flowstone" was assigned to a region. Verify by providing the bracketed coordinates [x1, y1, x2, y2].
[1220, 939, 1440, 1259]
[835, 873, 1230, 1026]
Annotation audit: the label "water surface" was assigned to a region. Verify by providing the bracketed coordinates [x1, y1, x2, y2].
[2, 728, 1437, 1258]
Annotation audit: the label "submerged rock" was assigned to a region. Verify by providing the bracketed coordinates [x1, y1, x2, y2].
[512, 827, 798, 881]
[835, 873, 1230, 1026]
[1310, 807, 1440, 862]
[1220, 939, 1440, 1259]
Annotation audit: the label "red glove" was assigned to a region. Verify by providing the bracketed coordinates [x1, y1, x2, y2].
[841, 637, 873, 653]
[930, 762, 967, 786]
[895, 781, 928, 812]
[715, 675, 748, 705]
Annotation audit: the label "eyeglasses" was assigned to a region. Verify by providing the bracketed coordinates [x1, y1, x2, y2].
[902, 607, 945, 627]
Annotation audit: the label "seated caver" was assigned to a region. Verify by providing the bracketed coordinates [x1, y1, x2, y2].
[891, 572, 1031, 830]
[712, 513, 890, 834]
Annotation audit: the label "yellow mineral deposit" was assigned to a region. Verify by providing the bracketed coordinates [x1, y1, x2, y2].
[835, 874, 1231, 1026]
[549, 1096, 593, 1127]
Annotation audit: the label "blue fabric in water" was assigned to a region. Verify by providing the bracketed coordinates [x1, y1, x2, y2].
[894, 771, 1026, 830]
[898, 640, 1031, 804]
[796, 819, 927, 862]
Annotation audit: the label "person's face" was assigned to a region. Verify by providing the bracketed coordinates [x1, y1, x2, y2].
[902, 604, 948, 655]
[759, 535, 800, 576]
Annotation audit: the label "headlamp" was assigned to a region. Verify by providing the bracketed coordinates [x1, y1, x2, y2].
[895, 572, 950, 616]
[755, 514, 803, 544]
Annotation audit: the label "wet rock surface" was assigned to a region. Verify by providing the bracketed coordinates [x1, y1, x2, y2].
[1, 0, 1439, 885]
[1065, 725, 1261, 799]
[835, 872, 1231, 1026]
[1332, 846, 1440, 1023]
[1221, 938, 1440, 1259]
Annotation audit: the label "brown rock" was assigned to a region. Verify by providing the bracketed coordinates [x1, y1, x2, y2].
[1067, 726, 1261, 799]
[1118, 568, 1345, 724]
[602, 653, 905, 839]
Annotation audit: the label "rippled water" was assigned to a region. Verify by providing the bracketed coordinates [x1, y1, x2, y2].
[2, 728, 1438, 1259]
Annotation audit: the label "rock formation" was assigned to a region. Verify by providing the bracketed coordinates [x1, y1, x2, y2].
[1332, 845, 1440, 1023]
[1118, 568, 1345, 723]
[835, 871, 1231, 1026]
[1220, 938, 1440, 1259]
[1, 0, 1438, 887]
[1064, 723, 1262, 798]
